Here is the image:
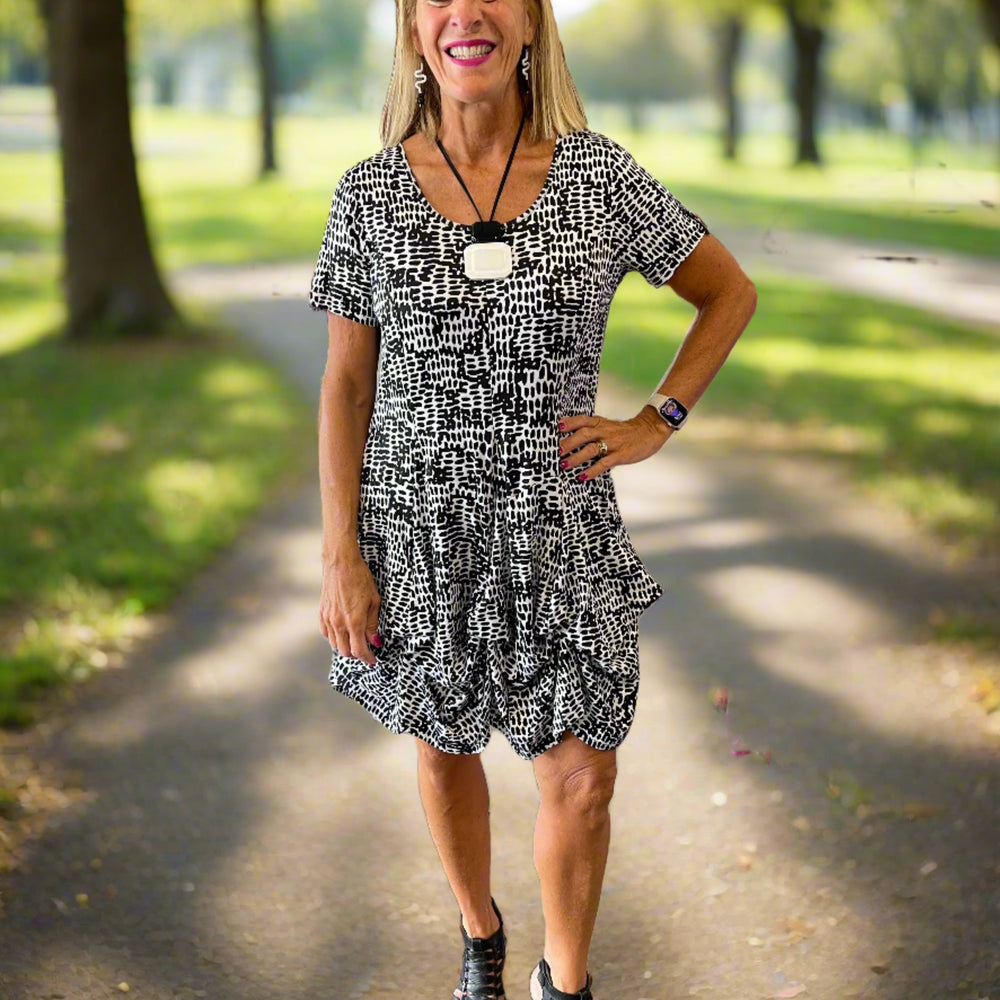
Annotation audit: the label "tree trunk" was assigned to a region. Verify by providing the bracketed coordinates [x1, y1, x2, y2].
[252, 0, 277, 177]
[39, 0, 176, 338]
[783, 1, 828, 166]
[980, 0, 1000, 177]
[716, 14, 744, 162]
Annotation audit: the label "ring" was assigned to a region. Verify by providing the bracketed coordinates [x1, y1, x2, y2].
[596, 439, 608, 458]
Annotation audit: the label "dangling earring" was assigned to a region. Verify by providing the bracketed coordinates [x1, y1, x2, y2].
[520, 46, 531, 90]
[415, 61, 427, 109]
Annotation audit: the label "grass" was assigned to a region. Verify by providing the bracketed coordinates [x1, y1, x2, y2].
[0, 315, 314, 726]
[1, 92, 998, 725]
[601, 271, 1000, 556]
[0, 99, 318, 726]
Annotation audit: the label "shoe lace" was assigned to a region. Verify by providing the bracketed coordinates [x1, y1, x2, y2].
[456, 929, 506, 1000]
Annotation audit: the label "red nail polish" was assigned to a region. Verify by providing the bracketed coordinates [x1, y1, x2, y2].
[577, 472, 587, 481]
[558, 421, 565, 431]
[560, 459, 568, 470]
[371, 634, 382, 648]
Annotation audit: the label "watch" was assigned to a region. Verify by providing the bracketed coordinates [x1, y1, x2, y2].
[647, 393, 689, 430]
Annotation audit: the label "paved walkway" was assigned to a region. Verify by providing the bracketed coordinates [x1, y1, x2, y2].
[175, 227, 1000, 333]
[1, 248, 999, 999]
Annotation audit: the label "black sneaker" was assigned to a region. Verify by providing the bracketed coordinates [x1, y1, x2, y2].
[453, 897, 506, 1000]
[529, 958, 593, 1000]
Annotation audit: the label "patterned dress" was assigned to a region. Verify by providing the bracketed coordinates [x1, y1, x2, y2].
[309, 129, 708, 760]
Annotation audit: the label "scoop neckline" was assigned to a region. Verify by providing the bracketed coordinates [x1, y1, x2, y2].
[397, 132, 565, 230]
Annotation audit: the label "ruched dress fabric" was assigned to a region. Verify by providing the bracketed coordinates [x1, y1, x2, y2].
[309, 129, 708, 760]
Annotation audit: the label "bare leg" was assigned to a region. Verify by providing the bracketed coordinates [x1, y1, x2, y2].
[532, 732, 617, 994]
[415, 738, 500, 940]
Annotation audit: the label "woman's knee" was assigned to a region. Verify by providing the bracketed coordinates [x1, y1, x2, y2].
[536, 737, 618, 819]
[416, 738, 482, 791]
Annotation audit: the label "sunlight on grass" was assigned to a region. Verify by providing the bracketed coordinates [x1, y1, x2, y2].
[602, 272, 1000, 554]
[0, 330, 313, 726]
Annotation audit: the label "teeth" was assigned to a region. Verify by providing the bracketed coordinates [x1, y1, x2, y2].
[448, 44, 493, 59]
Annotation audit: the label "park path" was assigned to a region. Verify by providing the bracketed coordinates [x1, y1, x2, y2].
[175, 227, 1000, 333]
[1, 243, 999, 1000]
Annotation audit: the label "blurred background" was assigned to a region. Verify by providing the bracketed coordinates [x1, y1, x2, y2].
[0, 0, 998, 774]
[2, 6, 1000, 997]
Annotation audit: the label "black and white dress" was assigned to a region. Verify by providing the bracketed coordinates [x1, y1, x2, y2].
[309, 129, 708, 760]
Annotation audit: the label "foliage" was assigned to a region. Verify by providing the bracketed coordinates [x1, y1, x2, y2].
[563, 0, 708, 125]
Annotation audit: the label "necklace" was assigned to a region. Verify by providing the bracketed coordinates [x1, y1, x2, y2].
[435, 112, 526, 281]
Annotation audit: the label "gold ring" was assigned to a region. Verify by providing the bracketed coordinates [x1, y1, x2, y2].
[596, 439, 608, 458]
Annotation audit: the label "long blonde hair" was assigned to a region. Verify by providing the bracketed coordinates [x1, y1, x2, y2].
[380, 0, 587, 147]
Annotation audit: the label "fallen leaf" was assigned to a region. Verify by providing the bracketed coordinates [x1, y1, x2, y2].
[902, 802, 942, 820]
[919, 860, 938, 876]
[772, 985, 806, 998]
[117, 984, 130, 993]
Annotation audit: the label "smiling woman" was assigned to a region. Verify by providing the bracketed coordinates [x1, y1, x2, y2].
[308, 0, 757, 998]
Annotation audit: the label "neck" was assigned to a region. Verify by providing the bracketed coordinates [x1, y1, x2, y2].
[436, 84, 526, 164]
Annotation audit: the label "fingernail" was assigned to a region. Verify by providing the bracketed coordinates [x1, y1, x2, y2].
[577, 472, 587, 481]
[558, 421, 565, 431]
[371, 634, 382, 647]
[560, 459, 568, 470]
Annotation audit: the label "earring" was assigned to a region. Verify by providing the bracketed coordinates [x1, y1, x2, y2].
[415, 61, 427, 109]
[520, 46, 530, 87]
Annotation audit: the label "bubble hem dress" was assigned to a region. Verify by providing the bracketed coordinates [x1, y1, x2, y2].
[309, 129, 708, 761]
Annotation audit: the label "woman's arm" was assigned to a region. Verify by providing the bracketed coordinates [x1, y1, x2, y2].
[318, 312, 381, 663]
[559, 234, 757, 474]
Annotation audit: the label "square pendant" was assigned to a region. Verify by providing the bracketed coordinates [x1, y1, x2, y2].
[464, 242, 512, 281]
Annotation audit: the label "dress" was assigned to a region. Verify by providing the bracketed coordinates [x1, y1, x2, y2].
[309, 129, 708, 760]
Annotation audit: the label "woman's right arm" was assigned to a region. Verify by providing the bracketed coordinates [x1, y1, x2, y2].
[318, 311, 381, 665]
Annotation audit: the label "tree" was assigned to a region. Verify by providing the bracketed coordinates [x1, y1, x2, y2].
[782, 0, 833, 164]
[979, 0, 1000, 168]
[37, 0, 176, 338]
[564, 0, 706, 131]
[252, 0, 277, 176]
[715, 12, 746, 160]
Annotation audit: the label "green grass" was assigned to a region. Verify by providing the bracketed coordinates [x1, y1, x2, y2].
[601, 272, 1000, 555]
[6, 96, 997, 266]
[0, 127, 316, 726]
[623, 127, 1000, 261]
[0, 319, 314, 726]
[1, 94, 999, 724]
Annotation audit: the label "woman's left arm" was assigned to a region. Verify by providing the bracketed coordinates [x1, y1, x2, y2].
[559, 234, 757, 479]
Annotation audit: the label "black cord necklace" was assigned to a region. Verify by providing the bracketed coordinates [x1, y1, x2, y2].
[435, 112, 526, 279]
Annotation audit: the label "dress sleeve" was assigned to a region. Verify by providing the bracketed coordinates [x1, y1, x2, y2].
[308, 170, 376, 326]
[609, 142, 709, 288]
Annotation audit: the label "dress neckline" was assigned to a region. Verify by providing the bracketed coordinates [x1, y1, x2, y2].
[397, 133, 565, 230]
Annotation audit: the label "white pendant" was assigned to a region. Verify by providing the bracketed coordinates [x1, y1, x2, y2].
[464, 241, 512, 281]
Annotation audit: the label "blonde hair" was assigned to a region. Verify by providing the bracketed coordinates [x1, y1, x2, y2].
[380, 0, 587, 147]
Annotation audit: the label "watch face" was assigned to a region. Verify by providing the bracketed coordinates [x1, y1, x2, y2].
[659, 398, 687, 426]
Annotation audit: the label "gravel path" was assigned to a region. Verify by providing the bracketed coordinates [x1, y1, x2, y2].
[1, 251, 998, 999]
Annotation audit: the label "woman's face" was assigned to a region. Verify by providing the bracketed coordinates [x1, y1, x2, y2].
[411, 0, 535, 111]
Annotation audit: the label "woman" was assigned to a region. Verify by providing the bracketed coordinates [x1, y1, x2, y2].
[310, 0, 756, 996]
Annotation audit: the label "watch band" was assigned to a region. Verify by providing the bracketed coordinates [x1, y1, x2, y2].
[647, 393, 689, 430]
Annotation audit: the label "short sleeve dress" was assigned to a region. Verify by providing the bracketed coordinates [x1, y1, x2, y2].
[309, 129, 708, 760]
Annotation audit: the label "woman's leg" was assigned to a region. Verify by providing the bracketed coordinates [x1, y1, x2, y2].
[415, 738, 500, 939]
[532, 732, 618, 994]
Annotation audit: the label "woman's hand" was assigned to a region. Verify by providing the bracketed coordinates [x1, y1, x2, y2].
[319, 551, 382, 665]
[558, 407, 672, 480]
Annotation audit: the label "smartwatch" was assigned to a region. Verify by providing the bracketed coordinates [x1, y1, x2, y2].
[647, 393, 689, 430]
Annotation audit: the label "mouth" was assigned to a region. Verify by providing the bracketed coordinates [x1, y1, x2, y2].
[444, 41, 496, 65]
